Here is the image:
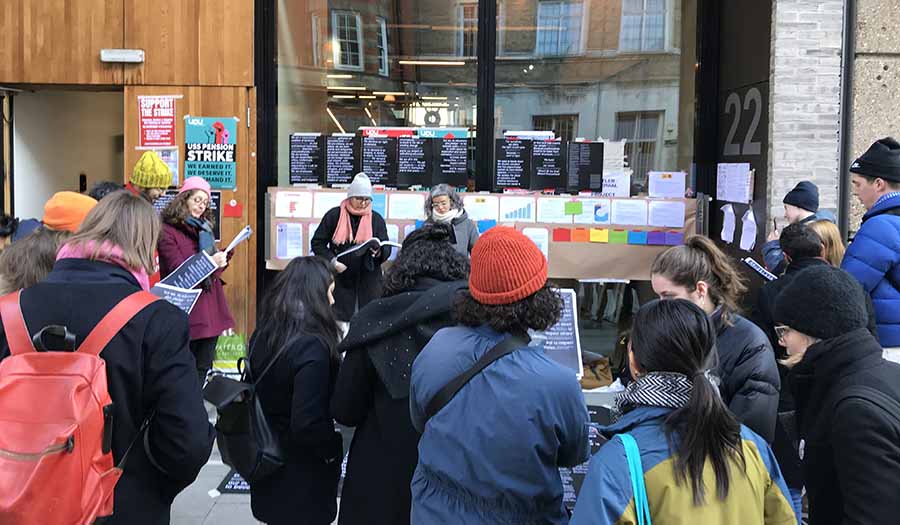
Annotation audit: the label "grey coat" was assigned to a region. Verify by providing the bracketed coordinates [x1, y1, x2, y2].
[429, 210, 479, 256]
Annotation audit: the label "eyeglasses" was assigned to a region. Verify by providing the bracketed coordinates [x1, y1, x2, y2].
[350, 197, 372, 203]
[191, 196, 209, 206]
[431, 200, 452, 209]
[774, 325, 790, 341]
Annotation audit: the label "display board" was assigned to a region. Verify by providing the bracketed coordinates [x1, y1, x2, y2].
[267, 187, 698, 280]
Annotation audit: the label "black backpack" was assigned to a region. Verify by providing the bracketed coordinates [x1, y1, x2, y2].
[202, 336, 296, 483]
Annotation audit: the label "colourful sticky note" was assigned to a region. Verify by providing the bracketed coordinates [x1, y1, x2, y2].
[477, 220, 497, 233]
[564, 201, 583, 215]
[572, 228, 590, 243]
[647, 231, 667, 245]
[553, 228, 572, 242]
[609, 229, 628, 244]
[665, 231, 685, 245]
[589, 228, 609, 243]
[628, 231, 648, 245]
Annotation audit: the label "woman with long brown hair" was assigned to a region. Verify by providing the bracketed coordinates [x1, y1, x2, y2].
[650, 236, 780, 443]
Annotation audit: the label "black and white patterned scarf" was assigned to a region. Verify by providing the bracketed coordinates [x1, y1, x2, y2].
[613, 372, 694, 418]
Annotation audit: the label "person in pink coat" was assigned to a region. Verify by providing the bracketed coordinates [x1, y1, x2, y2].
[159, 176, 234, 384]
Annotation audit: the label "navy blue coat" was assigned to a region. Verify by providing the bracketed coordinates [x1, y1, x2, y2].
[842, 193, 900, 347]
[409, 325, 590, 524]
[0, 259, 214, 525]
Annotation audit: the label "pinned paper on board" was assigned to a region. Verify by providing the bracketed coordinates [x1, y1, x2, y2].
[721, 204, 736, 244]
[571, 198, 609, 225]
[740, 208, 758, 251]
[372, 193, 388, 218]
[522, 227, 550, 259]
[716, 163, 754, 204]
[589, 228, 609, 243]
[610, 199, 648, 226]
[499, 196, 537, 222]
[564, 201, 583, 216]
[463, 195, 501, 222]
[388, 193, 426, 220]
[275, 223, 303, 259]
[600, 172, 631, 198]
[648, 172, 687, 199]
[648, 201, 686, 228]
[275, 191, 313, 218]
[602, 139, 626, 171]
[536, 197, 573, 224]
[313, 192, 346, 218]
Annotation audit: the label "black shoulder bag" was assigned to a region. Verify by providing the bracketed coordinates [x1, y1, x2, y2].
[424, 333, 530, 423]
[202, 336, 297, 483]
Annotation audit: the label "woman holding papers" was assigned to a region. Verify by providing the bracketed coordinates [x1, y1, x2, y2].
[424, 184, 479, 256]
[159, 176, 234, 384]
[311, 172, 390, 323]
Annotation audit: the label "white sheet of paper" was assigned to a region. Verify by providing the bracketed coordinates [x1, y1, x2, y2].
[499, 196, 537, 222]
[536, 197, 573, 224]
[275, 223, 303, 259]
[601, 172, 631, 198]
[648, 172, 687, 199]
[740, 208, 758, 251]
[721, 204, 736, 243]
[386, 224, 400, 261]
[462, 194, 500, 222]
[602, 139, 626, 171]
[313, 192, 346, 218]
[610, 199, 648, 226]
[225, 225, 253, 253]
[522, 227, 550, 259]
[572, 198, 611, 225]
[388, 193, 426, 220]
[274, 191, 313, 218]
[307, 223, 319, 254]
[716, 163, 753, 204]
[648, 201, 686, 228]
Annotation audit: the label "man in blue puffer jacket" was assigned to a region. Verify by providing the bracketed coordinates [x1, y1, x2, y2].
[842, 137, 900, 356]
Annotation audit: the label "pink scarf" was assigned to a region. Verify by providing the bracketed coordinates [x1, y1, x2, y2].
[57, 241, 151, 291]
[331, 199, 374, 246]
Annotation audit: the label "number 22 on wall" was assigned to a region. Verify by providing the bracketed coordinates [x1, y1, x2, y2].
[723, 87, 763, 157]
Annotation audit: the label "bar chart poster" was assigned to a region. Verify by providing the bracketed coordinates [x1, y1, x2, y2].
[499, 196, 537, 223]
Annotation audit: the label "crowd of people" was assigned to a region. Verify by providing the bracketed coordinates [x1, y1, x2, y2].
[0, 138, 898, 525]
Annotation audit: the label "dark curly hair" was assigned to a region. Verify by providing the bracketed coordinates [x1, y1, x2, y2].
[382, 223, 469, 297]
[160, 190, 215, 227]
[454, 283, 562, 333]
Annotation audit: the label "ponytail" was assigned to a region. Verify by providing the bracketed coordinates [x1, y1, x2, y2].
[631, 299, 745, 505]
[650, 236, 748, 322]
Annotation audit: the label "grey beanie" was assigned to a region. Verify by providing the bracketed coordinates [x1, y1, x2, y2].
[347, 172, 373, 199]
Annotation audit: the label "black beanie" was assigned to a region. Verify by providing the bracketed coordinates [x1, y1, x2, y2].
[783, 181, 819, 213]
[773, 266, 868, 340]
[851, 137, 900, 183]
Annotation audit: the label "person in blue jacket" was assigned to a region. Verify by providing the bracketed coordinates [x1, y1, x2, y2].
[571, 299, 795, 525]
[842, 137, 900, 354]
[409, 226, 590, 525]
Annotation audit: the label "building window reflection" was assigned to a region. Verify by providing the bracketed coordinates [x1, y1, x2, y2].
[534, 115, 579, 143]
[620, 0, 666, 52]
[457, 2, 478, 58]
[332, 10, 364, 70]
[616, 111, 663, 187]
[535, 1, 584, 57]
[376, 17, 389, 76]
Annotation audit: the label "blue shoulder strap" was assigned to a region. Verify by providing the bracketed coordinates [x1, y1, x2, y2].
[618, 433, 652, 525]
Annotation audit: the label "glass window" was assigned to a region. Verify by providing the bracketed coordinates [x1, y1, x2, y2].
[536, 1, 583, 56]
[458, 3, 478, 57]
[534, 114, 579, 142]
[311, 15, 322, 67]
[377, 17, 389, 76]
[621, 0, 666, 52]
[616, 111, 662, 189]
[332, 11, 364, 71]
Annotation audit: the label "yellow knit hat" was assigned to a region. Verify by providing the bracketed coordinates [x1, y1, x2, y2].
[131, 151, 173, 189]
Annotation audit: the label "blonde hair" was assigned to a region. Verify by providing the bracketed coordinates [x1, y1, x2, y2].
[65, 191, 160, 273]
[809, 220, 845, 267]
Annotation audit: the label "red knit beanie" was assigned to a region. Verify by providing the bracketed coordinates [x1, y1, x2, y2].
[469, 226, 548, 305]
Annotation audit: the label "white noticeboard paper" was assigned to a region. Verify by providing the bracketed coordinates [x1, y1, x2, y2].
[275, 191, 313, 218]
[313, 192, 346, 218]
[648, 200, 686, 228]
[716, 163, 754, 204]
[499, 195, 537, 223]
[463, 194, 501, 222]
[571, 198, 610, 225]
[648, 171, 687, 199]
[275, 223, 304, 259]
[721, 204, 736, 244]
[386, 224, 400, 261]
[522, 227, 550, 259]
[740, 208, 758, 251]
[610, 199, 648, 226]
[600, 172, 631, 198]
[307, 223, 319, 254]
[536, 197, 573, 224]
[388, 193, 426, 220]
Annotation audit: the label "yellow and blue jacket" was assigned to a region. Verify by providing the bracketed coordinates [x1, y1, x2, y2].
[570, 406, 797, 525]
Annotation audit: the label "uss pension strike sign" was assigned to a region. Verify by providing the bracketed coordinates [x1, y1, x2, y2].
[184, 117, 238, 190]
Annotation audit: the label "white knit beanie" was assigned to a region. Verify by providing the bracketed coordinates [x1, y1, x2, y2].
[347, 172, 373, 198]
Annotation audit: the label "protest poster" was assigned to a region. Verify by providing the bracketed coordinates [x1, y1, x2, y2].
[185, 116, 238, 190]
[138, 96, 177, 148]
[150, 284, 202, 314]
[159, 252, 218, 290]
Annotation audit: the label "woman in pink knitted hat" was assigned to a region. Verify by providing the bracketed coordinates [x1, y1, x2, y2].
[158, 176, 234, 384]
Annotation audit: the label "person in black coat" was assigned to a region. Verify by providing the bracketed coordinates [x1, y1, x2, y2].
[311, 173, 391, 322]
[330, 224, 469, 525]
[774, 265, 900, 525]
[249, 256, 344, 525]
[0, 192, 214, 525]
[651, 235, 780, 443]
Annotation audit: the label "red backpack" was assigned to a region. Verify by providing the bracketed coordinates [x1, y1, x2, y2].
[0, 290, 158, 525]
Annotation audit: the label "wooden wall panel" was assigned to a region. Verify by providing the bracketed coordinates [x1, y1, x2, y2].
[124, 86, 257, 337]
[0, 0, 124, 84]
[123, 0, 254, 87]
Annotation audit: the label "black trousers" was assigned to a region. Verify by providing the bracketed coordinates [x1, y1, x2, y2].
[190, 336, 218, 386]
